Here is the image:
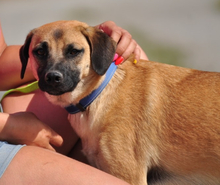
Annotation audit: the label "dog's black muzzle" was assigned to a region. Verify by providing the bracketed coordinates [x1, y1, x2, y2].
[38, 64, 80, 96]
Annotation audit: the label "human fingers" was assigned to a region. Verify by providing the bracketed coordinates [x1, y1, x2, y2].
[109, 25, 123, 45]
[114, 29, 133, 59]
[33, 128, 62, 151]
[133, 45, 141, 62]
[49, 131, 63, 147]
[104, 25, 134, 60]
[96, 21, 149, 62]
[122, 43, 149, 62]
[37, 125, 63, 150]
[98, 21, 138, 61]
[97, 21, 130, 54]
[97, 21, 121, 42]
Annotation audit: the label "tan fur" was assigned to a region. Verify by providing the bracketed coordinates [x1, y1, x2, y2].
[20, 20, 220, 185]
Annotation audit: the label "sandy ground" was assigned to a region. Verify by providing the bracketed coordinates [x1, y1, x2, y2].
[1, 0, 220, 98]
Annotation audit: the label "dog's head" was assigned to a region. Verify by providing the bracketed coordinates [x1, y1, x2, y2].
[20, 20, 116, 105]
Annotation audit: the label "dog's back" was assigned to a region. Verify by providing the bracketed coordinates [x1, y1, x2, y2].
[91, 58, 220, 184]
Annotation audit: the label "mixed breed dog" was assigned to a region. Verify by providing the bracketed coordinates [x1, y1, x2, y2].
[19, 20, 220, 185]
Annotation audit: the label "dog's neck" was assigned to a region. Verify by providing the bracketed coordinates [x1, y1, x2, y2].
[65, 62, 117, 114]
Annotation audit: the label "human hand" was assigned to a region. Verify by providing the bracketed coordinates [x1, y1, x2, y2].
[95, 21, 148, 62]
[1, 112, 63, 151]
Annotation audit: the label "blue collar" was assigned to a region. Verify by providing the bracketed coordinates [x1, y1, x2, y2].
[65, 62, 117, 114]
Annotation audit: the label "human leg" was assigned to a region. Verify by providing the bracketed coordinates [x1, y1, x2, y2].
[0, 141, 25, 178]
[0, 145, 130, 185]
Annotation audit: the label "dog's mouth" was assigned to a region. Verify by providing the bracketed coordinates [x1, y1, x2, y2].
[39, 83, 76, 96]
[38, 70, 80, 96]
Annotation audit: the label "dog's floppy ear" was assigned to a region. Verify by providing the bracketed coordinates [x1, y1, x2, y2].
[20, 30, 34, 79]
[82, 27, 116, 75]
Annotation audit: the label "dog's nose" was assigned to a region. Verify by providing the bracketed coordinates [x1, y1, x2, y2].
[45, 71, 63, 85]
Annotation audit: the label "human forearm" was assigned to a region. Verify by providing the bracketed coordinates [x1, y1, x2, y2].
[0, 45, 35, 90]
[0, 22, 35, 90]
[0, 112, 63, 150]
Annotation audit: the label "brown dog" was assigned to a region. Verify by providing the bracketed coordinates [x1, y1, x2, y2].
[20, 20, 220, 185]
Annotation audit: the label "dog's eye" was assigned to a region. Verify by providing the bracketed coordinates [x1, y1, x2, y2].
[33, 42, 48, 59]
[36, 48, 46, 56]
[65, 44, 83, 59]
[69, 49, 80, 56]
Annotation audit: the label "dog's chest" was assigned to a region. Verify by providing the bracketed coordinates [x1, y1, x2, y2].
[68, 112, 100, 166]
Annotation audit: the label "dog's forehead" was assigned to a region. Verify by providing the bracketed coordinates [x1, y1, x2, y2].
[32, 21, 89, 46]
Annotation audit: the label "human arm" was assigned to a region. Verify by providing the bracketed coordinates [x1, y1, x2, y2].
[0, 111, 63, 151]
[0, 45, 35, 90]
[0, 22, 35, 90]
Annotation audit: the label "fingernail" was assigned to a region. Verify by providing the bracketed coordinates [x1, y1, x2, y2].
[115, 56, 124, 65]
[113, 53, 119, 61]
[133, 59, 137, 64]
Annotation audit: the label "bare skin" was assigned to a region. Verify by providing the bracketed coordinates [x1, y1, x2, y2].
[1, 146, 130, 185]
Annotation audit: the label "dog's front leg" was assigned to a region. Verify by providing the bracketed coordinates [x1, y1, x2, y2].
[68, 114, 148, 185]
[96, 132, 148, 185]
